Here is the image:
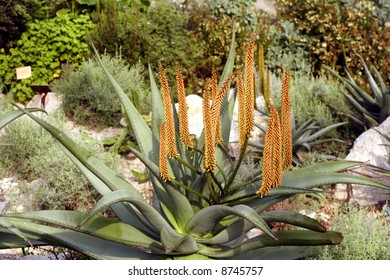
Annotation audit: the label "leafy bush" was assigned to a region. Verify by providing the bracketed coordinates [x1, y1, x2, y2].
[0, 0, 54, 50]
[276, 0, 390, 82]
[264, 21, 312, 75]
[52, 52, 150, 128]
[317, 204, 390, 260]
[91, 0, 199, 95]
[0, 113, 118, 211]
[0, 9, 94, 103]
[185, 0, 259, 92]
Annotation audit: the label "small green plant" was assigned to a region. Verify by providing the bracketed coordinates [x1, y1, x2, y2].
[0, 9, 94, 103]
[324, 56, 390, 132]
[0, 34, 388, 260]
[0, 113, 118, 211]
[317, 204, 390, 260]
[52, 52, 150, 128]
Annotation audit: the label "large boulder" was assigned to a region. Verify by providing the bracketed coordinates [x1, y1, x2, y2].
[334, 117, 390, 206]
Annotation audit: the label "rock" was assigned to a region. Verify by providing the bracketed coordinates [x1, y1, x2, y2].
[334, 116, 390, 206]
[0, 200, 9, 214]
[255, 0, 277, 15]
[19, 253, 67, 260]
[175, 94, 204, 138]
[245, 228, 264, 240]
[26, 92, 63, 115]
[299, 209, 317, 219]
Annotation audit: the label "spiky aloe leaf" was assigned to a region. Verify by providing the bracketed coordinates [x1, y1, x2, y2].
[358, 55, 383, 104]
[0, 108, 44, 129]
[148, 64, 165, 140]
[199, 230, 343, 259]
[77, 189, 173, 232]
[3, 211, 166, 253]
[160, 227, 198, 254]
[0, 230, 47, 249]
[227, 245, 308, 260]
[5, 218, 155, 260]
[261, 210, 326, 232]
[197, 219, 246, 245]
[295, 122, 347, 144]
[184, 204, 276, 239]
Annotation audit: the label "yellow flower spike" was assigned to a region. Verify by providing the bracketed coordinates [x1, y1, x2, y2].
[203, 81, 216, 173]
[237, 72, 247, 149]
[158, 62, 178, 158]
[159, 123, 172, 182]
[257, 100, 282, 197]
[175, 63, 192, 148]
[259, 44, 265, 96]
[244, 32, 256, 137]
[281, 69, 292, 171]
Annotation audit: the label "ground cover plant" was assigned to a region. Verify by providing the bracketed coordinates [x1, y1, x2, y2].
[317, 204, 390, 260]
[0, 33, 389, 260]
[52, 52, 150, 128]
[0, 111, 118, 211]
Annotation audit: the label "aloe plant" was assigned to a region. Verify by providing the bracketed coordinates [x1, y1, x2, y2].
[0, 35, 389, 260]
[323, 56, 390, 130]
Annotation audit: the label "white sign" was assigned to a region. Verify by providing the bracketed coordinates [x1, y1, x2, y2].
[16, 66, 32, 80]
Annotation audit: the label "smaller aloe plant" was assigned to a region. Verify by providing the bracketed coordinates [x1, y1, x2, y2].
[254, 50, 347, 165]
[323, 56, 390, 130]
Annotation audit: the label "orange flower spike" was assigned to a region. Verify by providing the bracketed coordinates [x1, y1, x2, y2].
[237, 72, 247, 149]
[259, 44, 265, 96]
[281, 69, 292, 171]
[158, 63, 178, 158]
[244, 32, 256, 137]
[159, 123, 172, 182]
[257, 100, 282, 197]
[175, 63, 192, 148]
[203, 81, 216, 172]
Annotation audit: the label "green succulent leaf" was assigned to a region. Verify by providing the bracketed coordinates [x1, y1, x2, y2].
[160, 227, 199, 254]
[199, 230, 343, 259]
[0, 108, 45, 129]
[261, 210, 326, 232]
[184, 204, 276, 239]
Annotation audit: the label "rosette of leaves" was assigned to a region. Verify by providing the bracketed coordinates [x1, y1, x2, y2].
[324, 56, 390, 131]
[0, 34, 389, 260]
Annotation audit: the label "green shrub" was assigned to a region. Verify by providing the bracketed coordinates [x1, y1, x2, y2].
[0, 9, 94, 103]
[185, 0, 259, 92]
[276, 0, 390, 82]
[91, 0, 199, 95]
[264, 21, 312, 75]
[317, 204, 390, 260]
[52, 52, 150, 128]
[0, 113, 118, 211]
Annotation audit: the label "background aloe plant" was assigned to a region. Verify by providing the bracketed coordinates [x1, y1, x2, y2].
[0, 35, 389, 260]
[324, 56, 390, 131]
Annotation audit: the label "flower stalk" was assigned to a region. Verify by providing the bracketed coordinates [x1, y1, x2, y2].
[159, 62, 178, 158]
[175, 63, 193, 148]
